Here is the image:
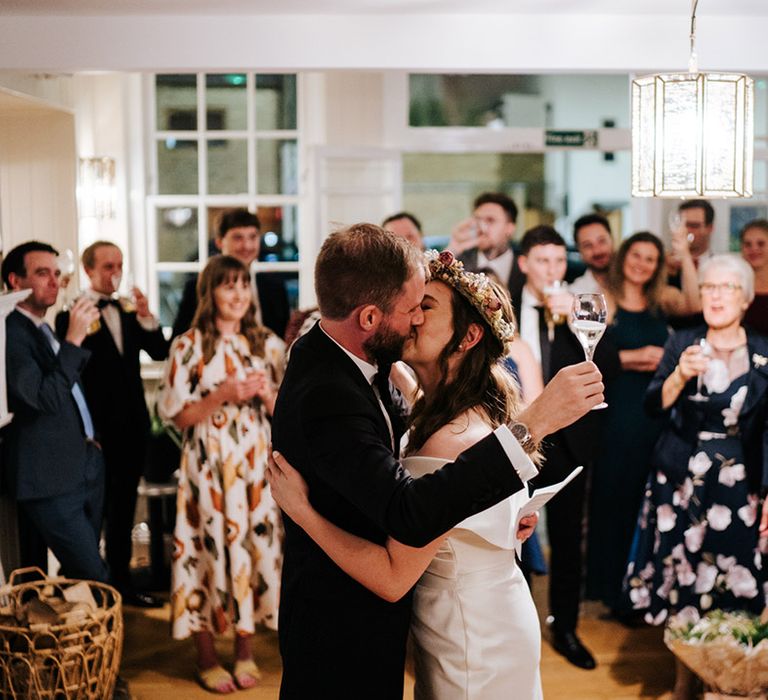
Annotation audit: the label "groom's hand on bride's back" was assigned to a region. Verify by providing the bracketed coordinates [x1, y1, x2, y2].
[517, 361, 604, 444]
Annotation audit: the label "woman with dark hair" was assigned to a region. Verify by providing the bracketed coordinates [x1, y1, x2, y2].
[268, 251, 543, 699]
[625, 254, 768, 699]
[587, 231, 700, 615]
[158, 255, 285, 693]
[740, 218, 768, 335]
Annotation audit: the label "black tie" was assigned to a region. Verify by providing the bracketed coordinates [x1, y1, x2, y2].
[535, 306, 553, 383]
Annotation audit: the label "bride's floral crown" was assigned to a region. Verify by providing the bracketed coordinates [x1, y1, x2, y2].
[425, 249, 516, 347]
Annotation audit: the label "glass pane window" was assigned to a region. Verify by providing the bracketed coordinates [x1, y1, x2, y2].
[205, 73, 247, 131]
[208, 138, 248, 195]
[157, 271, 197, 327]
[257, 205, 299, 262]
[156, 74, 198, 131]
[257, 139, 298, 194]
[157, 139, 199, 194]
[157, 206, 199, 263]
[256, 74, 297, 130]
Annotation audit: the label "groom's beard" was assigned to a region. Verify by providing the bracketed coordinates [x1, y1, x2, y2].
[363, 323, 408, 367]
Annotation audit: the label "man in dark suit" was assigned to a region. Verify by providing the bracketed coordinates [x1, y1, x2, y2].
[515, 225, 621, 670]
[271, 223, 607, 699]
[2, 241, 108, 582]
[56, 241, 169, 607]
[171, 208, 290, 339]
[449, 191, 525, 301]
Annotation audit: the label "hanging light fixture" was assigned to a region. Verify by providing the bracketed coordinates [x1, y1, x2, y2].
[77, 156, 117, 219]
[631, 0, 753, 198]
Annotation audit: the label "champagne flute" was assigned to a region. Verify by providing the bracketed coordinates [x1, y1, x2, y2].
[688, 338, 710, 403]
[668, 209, 694, 244]
[571, 293, 608, 410]
[543, 279, 568, 326]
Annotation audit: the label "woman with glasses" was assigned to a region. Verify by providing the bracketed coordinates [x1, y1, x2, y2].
[624, 254, 768, 699]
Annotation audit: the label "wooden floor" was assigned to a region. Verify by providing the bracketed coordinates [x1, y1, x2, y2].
[121, 582, 676, 699]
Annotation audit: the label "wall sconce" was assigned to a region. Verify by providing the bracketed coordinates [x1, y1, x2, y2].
[78, 156, 116, 219]
[631, 1, 753, 198]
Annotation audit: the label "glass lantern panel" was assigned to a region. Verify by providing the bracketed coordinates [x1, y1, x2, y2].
[660, 76, 700, 194]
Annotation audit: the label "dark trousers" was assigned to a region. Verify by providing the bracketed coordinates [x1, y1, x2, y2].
[102, 435, 146, 590]
[21, 444, 108, 583]
[535, 436, 589, 633]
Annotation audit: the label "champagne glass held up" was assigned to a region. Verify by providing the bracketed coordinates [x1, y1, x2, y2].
[668, 209, 694, 244]
[570, 293, 608, 410]
[688, 338, 711, 403]
[59, 248, 77, 309]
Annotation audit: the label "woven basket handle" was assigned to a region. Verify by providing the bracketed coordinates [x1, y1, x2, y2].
[7, 566, 48, 586]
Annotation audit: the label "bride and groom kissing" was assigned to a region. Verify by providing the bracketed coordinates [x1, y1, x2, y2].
[269, 223, 604, 700]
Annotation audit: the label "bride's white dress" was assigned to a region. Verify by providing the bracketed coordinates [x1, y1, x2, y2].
[405, 456, 543, 700]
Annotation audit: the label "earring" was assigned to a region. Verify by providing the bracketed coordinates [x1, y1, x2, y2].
[458, 344, 465, 352]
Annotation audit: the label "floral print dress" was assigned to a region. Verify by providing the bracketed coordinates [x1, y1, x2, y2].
[159, 329, 285, 639]
[624, 363, 765, 625]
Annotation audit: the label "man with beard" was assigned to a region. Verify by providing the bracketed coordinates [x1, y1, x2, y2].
[271, 223, 607, 699]
[570, 213, 614, 294]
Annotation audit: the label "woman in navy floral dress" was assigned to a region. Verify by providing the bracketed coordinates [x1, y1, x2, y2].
[624, 254, 768, 698]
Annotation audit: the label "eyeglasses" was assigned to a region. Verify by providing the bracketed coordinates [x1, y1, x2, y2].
[699, 282, 742, 295]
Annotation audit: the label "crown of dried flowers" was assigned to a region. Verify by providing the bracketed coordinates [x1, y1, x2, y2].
[424, 249, 516, 347]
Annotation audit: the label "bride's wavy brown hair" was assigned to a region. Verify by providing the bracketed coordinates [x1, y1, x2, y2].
[192, 255, 268, 363]
[405, 279, 524, 456]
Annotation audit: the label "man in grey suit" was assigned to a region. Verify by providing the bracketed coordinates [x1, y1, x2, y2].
[2, 241, 108, 582]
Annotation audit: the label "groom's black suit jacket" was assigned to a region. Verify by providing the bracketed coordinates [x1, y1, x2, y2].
[271, 322, 526, 700]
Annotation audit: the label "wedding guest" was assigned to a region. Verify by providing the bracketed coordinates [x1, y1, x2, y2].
[56, 241, 169, 607]
[587, 231, 701, 615]
[171, 208, 290, 339]
[448, 192, 525, 301]
[570, 213, 614, 294]
[668, 199, 715, 330]
[382, 211, 425, 250]
[740, 219, 768, 336]
[2, 242, 107, 582]
[514, 225, 621, 669]
[158, 255, 285, 693]
[625, 254, 768, 699]
[269, 252, 545, 699]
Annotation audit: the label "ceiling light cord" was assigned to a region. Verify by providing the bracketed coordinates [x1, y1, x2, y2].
[689, 0, 699, 74]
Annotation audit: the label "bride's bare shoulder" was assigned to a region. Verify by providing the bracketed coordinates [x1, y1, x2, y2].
[416, 409, 493, 461]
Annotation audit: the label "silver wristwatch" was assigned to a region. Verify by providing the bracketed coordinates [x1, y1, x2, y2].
[509, 421, 537, 454]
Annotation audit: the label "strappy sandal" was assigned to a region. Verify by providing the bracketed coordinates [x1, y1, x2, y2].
[233, 658, 262, 689]
[197, 664, 237, 694]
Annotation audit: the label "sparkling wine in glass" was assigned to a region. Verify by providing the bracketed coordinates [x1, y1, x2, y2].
[571, 293, 608, 410]
[688, 338, 710, 403]
[668, 209, 694, 244]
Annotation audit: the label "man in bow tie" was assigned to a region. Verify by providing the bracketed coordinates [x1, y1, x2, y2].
[56, 241, 169, 607]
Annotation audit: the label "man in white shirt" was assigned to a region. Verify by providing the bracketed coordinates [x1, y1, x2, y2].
[448, 192, 525, 300]
[570, 214, 615, 294]
[56, 241, 169, 607]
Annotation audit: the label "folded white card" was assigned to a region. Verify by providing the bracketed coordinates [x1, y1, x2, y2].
[514, 466, 584, 557]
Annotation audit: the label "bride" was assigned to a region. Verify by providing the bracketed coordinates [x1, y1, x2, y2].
[268, 250, 543, 699]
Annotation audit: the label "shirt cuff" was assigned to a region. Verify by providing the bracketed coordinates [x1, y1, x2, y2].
[493, 424, 538, 483]
[138, 315, 159, 331]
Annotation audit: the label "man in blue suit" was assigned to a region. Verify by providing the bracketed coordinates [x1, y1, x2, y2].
[2, 241, 108, 582]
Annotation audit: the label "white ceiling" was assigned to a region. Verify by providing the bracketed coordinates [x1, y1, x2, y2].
[1, 0, 767, 15]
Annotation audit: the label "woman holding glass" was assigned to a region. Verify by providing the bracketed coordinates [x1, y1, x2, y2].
[586, 231, 700, 616]
[624, 254, 768, 698]
[158, 255, 285, 694]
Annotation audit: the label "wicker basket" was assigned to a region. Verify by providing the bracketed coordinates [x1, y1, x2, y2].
[0, 568, 123, 699]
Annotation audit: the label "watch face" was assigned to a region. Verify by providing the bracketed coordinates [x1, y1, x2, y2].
[511, 423, 528, 441]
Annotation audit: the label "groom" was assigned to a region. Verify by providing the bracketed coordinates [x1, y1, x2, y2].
[271, 223, 604, 699]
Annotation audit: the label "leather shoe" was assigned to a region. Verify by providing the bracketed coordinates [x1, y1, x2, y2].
[551, 630, 596, 670]
[120, 590, 164, 608]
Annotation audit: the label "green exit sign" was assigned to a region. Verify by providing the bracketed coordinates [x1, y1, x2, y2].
[545, 130, 598, 147]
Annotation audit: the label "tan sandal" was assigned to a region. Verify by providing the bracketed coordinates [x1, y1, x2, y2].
[197, 664, 236, 694]
[234, 658, 262, 689]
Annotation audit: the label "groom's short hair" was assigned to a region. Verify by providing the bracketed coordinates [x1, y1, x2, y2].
[315, 223, 423, 320]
